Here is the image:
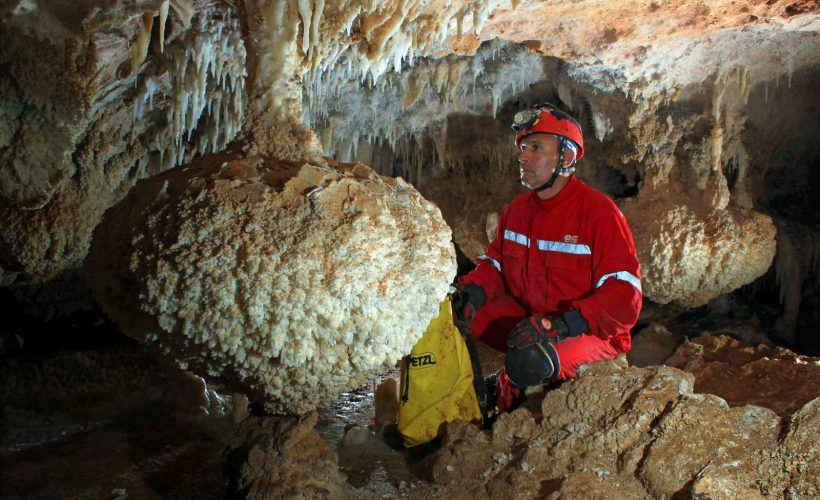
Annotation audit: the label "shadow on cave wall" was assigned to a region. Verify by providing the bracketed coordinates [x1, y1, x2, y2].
[739, 64, 820, 354]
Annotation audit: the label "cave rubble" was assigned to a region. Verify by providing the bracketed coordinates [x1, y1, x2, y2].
[224, 412, 355, 498]
[423, 355, 819, 499]
[2, 309, 819, 498]
[667, 332, 820, 418]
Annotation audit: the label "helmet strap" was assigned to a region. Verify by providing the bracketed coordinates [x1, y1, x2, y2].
[534, 139, 567, 192]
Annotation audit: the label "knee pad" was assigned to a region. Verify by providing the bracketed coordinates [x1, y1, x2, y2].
[505, 340, 561, 388]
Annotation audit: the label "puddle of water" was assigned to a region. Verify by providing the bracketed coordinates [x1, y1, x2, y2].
[316, 365, 430, 497]
[316, 366, 400, 447]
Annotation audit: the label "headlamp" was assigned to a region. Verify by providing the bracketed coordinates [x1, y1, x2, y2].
[511, 108, 540, 131]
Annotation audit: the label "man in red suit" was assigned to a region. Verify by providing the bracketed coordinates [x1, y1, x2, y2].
[454, 104, 643, 413]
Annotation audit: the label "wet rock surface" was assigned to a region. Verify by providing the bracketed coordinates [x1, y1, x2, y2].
[0, 336, 234, 499]
[1, 1, 819, 497]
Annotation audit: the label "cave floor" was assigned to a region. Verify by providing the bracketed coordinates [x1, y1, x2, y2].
[0, 333, 505, 499]
[2, 405, 233, 499]
[0, 339, 235, 499]
[0, 296, 807, 499]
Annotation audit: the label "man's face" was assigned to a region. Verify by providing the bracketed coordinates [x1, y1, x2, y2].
[518, 133, 561, 189]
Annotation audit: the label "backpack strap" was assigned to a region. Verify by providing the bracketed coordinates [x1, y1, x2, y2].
[459, 326, 496, 427]
[400, 355, 410, 404]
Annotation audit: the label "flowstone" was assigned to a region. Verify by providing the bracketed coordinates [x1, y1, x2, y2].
[88, 150, 456, 414]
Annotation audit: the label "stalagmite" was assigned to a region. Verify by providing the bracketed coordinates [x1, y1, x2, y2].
[1, 0, 819, 496]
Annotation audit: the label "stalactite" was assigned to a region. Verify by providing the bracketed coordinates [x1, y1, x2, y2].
[169, 0, 195, 28]
[134, 8, 247, 171]
[304, 40, 544, 171]
[129, 11, 155, 76]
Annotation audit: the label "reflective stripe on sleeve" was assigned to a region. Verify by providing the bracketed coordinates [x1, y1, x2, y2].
[477, 255, 502, 272]
[536, 240, 591, 255]
[596, 271, 642, 293]
[504, 230, 530, 247]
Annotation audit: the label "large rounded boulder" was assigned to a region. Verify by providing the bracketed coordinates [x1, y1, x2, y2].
[89, 152, 456, 414]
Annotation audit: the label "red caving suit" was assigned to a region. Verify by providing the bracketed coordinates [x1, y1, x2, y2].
[460, 175, 643, 383]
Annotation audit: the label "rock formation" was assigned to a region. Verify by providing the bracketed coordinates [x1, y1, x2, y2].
[622, 196, 777, 307]
[88, 150, 456, 414]
[307, 3, 818, 314]
[1, 0, 247, 286]
[2, 0, 819, 496]
[224, 412, 355, 498]
[424, 357, 819, 499]
[667, 332, 820, 417]
[626, 322, 682, 367]
[2, 0, 818, 325]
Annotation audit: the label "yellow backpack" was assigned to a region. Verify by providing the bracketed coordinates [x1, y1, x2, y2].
[397, 297, 486, 447]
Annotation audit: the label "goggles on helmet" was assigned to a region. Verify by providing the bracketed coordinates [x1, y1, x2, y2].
[512, 103, 585, 192]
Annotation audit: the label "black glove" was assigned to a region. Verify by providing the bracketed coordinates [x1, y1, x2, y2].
[506, 310, 588, 351]
[507, 315, 569, 350]
[451, 284, 486, 322]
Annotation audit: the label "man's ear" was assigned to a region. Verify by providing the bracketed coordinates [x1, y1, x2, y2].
[563, 149, 577, 168]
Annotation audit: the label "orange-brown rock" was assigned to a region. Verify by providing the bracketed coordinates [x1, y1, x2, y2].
[627, 323, 683, 367]
[667, 332, 820, 417]
[224, 412, 354, 499]
[423, 357, 818, 498]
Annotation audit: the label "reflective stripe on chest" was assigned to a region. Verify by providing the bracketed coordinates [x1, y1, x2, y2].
[504, 230, 590, 255]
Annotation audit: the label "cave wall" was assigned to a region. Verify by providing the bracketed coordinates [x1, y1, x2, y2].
[310, 32, 817, 312]
[1, 0, 247, 290]
[1, 0, 819, 338]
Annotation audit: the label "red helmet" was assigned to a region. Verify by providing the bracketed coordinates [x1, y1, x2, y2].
[513, 105, 585, 160]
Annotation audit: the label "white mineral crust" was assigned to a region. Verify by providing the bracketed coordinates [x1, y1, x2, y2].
[89, 154, 456, 414]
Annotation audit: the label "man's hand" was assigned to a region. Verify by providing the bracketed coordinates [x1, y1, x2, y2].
[506, 315, 570, 351]
[451, 284, 486, 322]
